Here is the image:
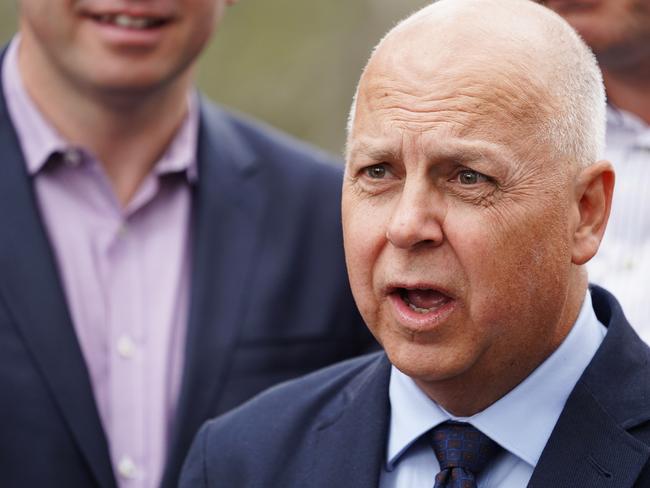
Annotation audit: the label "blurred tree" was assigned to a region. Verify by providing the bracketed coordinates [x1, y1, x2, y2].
[0, 0, 428, 156]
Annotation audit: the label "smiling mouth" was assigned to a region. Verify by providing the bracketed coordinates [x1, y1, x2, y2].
[398, 287, 452, 314]
[91, 13, 169, 30]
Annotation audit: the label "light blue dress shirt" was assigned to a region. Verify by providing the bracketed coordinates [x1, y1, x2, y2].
[379, 291, 607, 488]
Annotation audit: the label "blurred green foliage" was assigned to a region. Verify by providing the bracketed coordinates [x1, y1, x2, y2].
[0, 0, 428, 156]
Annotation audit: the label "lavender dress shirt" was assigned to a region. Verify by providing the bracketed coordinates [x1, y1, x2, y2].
[3, 38, 198, 488]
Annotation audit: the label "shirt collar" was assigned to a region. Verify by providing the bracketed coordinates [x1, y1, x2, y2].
[606, 104, 648, 133]
[2, 35, 199, 183]
[3, 36, 68, 175]
[386, 290, 606, 470]
[606, 104, 650, 149]
[155, 90, 200, 183]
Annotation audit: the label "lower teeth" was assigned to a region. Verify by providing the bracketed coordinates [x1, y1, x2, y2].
[408, 303, 432, 314]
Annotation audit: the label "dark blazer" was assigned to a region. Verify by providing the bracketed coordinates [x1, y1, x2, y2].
[181, 286, 650, 488]
[0, 59, 374, 487]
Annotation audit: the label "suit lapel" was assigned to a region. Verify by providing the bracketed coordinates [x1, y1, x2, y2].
[164, 101, 264, 486]
[0, 57, 116, 488]
[529, 287, 650, 488]
[307, 355, 392, 488]
[528, 381, 650, 488]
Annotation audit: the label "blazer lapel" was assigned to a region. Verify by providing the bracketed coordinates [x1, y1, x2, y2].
[528, 381, 650, 488]
[308, 355, 392, 488]
[0, 62, 115, 488]
[529, 287, 650, 488]
[164, 101, 264, 486]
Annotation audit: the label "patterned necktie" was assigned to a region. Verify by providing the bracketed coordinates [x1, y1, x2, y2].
[429, 421, 502, 488]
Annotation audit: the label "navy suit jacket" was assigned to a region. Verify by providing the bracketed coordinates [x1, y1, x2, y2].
[181, 286, 650, 488]
[0, 58, 374, 487]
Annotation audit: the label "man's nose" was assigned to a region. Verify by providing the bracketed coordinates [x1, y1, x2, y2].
[386, 183, 445, 249]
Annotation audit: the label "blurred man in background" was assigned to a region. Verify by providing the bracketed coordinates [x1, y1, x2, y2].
[542, 0, 650, 340]
[0, 1, 373, 487]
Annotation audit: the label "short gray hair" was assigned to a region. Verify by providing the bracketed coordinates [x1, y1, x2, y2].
[535, 10, 606, 167]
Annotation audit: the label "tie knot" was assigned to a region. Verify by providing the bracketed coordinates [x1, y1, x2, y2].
[429, 422, 501, 476]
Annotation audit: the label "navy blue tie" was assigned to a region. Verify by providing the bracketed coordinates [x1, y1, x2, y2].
[429, 422, 501, 488]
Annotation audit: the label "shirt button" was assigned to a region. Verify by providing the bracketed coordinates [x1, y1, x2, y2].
[117, 335, 136, 359]
[117, 223, 128, 237]
[63, 149, 82, 167]
[117, 456, 137, 479]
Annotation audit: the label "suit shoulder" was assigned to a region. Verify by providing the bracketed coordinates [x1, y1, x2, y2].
[203, 352, 385, 438]
[181, 353, 389, 487]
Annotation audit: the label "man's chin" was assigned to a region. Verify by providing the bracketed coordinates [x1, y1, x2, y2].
[387, 343, 472, 385]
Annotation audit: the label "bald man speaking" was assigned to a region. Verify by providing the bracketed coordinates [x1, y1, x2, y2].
[179, 1, 650, 487]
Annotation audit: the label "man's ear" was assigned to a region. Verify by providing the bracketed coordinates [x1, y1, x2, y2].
[571, 160, 615, 265]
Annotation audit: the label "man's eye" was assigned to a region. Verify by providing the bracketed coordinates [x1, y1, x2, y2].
[365, 165, 388, 179]
[457, 169, 487, 185]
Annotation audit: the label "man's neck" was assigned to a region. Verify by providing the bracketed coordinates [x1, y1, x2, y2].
[603, 63, 650, 125]
[18, 42, 192, 207]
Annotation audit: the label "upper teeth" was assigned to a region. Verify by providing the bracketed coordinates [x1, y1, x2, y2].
[99, 14, 160, 29]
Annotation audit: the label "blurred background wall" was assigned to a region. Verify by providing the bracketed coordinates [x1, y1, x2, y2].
[0, 1, 429, 157]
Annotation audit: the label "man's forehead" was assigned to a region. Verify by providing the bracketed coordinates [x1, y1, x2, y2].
[352, 39, 553, 159]
[360, 70, 517, 112]
[353, 75, 544, 146]
[360, 36, 548, 123]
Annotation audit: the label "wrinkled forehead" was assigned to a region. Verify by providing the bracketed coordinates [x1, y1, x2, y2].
[356, 55, 549, 144]
[351, 13, 555, 147]
[363, 58, 540, 113]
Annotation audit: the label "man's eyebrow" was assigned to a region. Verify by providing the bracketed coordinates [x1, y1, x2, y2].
[422, 141, 513, 169]
[347, 140, 400, 161]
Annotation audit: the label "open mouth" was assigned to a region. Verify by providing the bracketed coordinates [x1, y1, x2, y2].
[397, 287, 452, 314]
[90, 13, 170, 30]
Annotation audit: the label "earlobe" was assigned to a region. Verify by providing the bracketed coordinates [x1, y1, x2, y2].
[571, 160, 615, 265]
